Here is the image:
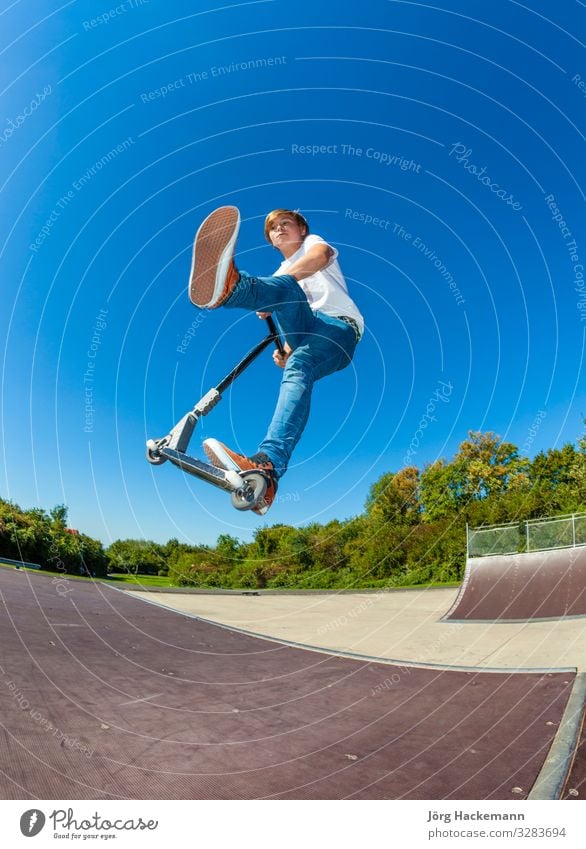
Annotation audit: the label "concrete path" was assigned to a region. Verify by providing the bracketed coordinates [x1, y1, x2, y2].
[132, 587, 586, 671]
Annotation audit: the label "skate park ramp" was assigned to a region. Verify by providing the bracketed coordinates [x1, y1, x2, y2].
[0, 566, 584, 800]
[444, 546, 586, 623]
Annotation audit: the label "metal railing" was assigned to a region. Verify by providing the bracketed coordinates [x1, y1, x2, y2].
[0, 556, 41, 569]
[467, 513, 586, 558]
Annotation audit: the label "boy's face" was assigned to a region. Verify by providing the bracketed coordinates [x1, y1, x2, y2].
[268, 214, 307, 253]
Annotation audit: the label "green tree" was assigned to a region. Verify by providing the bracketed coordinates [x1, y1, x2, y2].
[570, 426, 586, 504]
[107, 539, 165, 576]
[49, 504, 68, 531]
[419, 458, 467, 521]
[366, 467, 421, 525]
[455, 431, 529, 499]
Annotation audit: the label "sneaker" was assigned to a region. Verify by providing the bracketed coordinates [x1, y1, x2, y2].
[203, 438, 278, 514]
[189, 206, 241, 308]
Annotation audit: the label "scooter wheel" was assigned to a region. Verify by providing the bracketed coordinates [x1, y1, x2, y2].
[146, 440, 168, 465]
[230, 471, 267, 511]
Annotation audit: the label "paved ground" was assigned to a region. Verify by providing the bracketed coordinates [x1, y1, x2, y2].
[132, 587, 586, 671]
[0, 570, 578, 800]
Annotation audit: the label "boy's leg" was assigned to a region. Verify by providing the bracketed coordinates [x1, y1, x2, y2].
[191, 207, 360, 508]
[258, 318, 357, 478]
[189, 206, 315, 348]
[224, 271, 315, 346]
[189, 206, 314, 343]
[202, 317, 356, 511]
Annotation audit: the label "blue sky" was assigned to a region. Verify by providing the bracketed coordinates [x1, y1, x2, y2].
[1, 0, 584, 546]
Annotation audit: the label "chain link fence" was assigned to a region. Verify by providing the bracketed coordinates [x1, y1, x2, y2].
[467, 523, 520, 557]
[467, 513, 586, 557]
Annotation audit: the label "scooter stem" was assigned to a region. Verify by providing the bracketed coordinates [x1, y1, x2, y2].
[265, 315, 285, 356]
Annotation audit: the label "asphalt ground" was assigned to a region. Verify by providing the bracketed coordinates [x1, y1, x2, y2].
[1, 569, 583, 799]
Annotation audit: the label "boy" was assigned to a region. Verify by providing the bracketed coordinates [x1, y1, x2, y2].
[189, 206, 363, 513]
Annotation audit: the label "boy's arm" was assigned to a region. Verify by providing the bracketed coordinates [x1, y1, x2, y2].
[287, 243, 334, 281]
[257, 239, 334, 322]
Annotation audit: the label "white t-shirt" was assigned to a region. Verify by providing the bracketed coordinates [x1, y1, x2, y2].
[274, 234, 364, 337]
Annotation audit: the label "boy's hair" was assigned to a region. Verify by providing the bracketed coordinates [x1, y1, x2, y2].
[264, 209, 309, 243]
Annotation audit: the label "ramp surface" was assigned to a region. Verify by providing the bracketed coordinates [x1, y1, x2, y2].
[0, 569, 577, 800]
[444, 546, 586, 622]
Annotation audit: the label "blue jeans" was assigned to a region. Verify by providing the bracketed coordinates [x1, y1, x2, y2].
[224, 271, 358, 479]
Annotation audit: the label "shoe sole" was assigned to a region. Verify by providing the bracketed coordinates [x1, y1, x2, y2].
[189, 206, 240, 308]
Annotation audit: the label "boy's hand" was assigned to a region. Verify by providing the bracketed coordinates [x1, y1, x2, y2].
[273, 343, 292, 369]
[257, 311, 272, 319]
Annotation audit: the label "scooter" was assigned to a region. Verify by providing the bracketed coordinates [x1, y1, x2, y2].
[146, 316, 284, 514]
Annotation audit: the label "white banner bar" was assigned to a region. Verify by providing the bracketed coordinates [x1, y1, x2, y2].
[1, 799, 584, 848]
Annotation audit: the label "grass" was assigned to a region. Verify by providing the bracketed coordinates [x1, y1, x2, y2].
[0, 561, 174, 588]
[1, 560, 460, 592]
[104, 572, 174, 588]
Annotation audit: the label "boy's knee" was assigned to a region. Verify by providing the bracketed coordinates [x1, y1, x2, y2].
[285, 348, 317, 380]
[274, 274, 305, 300]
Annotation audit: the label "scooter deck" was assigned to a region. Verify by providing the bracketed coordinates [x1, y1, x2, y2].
[160, 447, 269, 513]
[161, 448, 242, 492]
